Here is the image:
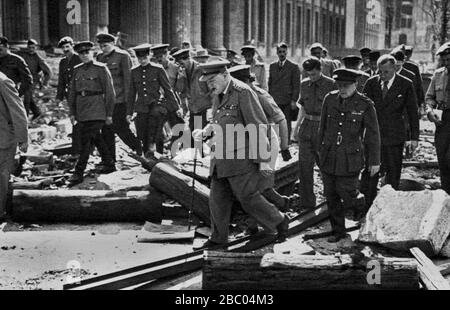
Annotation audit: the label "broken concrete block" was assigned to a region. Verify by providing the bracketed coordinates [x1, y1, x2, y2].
[28, 126, 57, 141]
[440, 239, 450, 258]
[359, 186, 450, 256]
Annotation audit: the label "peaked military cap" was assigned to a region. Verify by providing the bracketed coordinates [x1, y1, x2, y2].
[302, 57, 321, 71]
[391, 50, 405, 62]
[27, 39, 38, 46]
[74, 41, 94, 53]
[228, 64, 251, 81]
[359, 47, 372, 56]
[193, 49, 210, 59]
[332, 68, 361, 83]
[342, 55, 363, 67]
[198, 59, 231, 82]
[310, 42, 324, 51]
[151, 44, 170, 56]
[437, 43, 450, 56]
[369, 51, 381, 62]
[132, 43, 152, 56]
[241, 45, 257, 53]
[58, 36, 74, 48]
[96, 33, 116, 44]
[172, 48, 191, 60]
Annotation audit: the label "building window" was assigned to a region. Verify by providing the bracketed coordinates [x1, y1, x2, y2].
[273, 0, 279, 44]
[315, 11, 319, 42]
[259, 0, 265, 43]
[335, 18, 339, 46]
[245, 0, 250, 42]
[296, 6, 302, 46]
[306, 8, 311, 44]
[286, 2, 292, 44]
[341, 17, 345, 47]
[322, 13, 327, 44]
[329, 16, 333, 46]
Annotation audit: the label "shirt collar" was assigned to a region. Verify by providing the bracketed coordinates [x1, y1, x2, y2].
[381, 74, 396, 89]
[279, 59, 287, 67]
[223, 79, 232, 95]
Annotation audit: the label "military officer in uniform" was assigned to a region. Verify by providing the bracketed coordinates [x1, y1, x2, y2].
[127, 44, 180, 158]
[193, 60, 289, 248]
[294, 57, 337, 210]
[366, 51, 381, 77]
[96, 33, 142, 159]
[318, 69, 381, 242]
[226, 50, 241, 67]
[342, 55, 370, 92]
[241, 45, 267, 91]
[0, 37, 33, 103]
[360, 47, 372, 72]
[425, 45, 450, 195]
[67, 42, 117, 185]
[229, 64, 293, 214]
[310, 43, 335, 78]
[56, 36, 82, 156]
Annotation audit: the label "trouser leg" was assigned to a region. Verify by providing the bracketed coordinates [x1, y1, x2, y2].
[135, 113, 149, 153]
[322, 172, 346, 236]
[436, 112, 450, 194]
[262, 188, 287, 210]
[209, 174, 235, 244]
[280, 105, 293, 142]
[111, 103, 142, 154]
[74, 122, 100, 174]
[298, 121, 318, 208]
[382, 144, 404, 190]
[94, 125, 114, 165]
[229, 168, 285, 233]
[0, 146, 16, 216]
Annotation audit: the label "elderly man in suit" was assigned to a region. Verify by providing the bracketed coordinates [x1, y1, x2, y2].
[361, 55, 419, 210]
[268, 42, 301, 141]
[0, 72, 28, 222]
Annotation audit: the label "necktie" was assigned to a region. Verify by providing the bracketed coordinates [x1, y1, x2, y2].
[382, 81, 389, 100]
[279, 62, 283, 71]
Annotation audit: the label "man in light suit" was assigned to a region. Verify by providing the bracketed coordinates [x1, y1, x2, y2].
[361, 55, 419, 210]
[268, 42, 301, 140]
[0, 72, 28, 222]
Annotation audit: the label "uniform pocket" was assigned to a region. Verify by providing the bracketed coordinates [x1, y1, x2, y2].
[346, 146, 363, 174]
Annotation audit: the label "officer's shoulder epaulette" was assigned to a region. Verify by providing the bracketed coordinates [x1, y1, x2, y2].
[92, 61, 108, 68]
[251, 85, 267, 95]
[114, 48, 129, 56]
[232, 79, 249, 92]
[149, 62, 164, 70]
[359, 71, 370, 78]
[301, 77, 311, 84]
[131, 64, 141, 71]
[329, 90, 340, 96]
[73, 63, 84, 70]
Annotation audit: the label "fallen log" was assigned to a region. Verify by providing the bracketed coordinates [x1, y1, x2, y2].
[203, 252, 419, 290]
[12, 190, 160, 222]
[150, 163, 211, 226]
[410, 247, 450, 290]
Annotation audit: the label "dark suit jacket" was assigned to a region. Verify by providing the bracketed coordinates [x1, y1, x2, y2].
[403, 61, 425, 105]
[56, 54, 82, 101]
[268, 59, 301, 107]
[363, 74, 419, 146]
[398, 68, 418, 102]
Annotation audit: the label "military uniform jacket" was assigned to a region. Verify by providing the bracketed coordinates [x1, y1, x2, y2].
[299, 74, 337, 116]
[18, 51, 52, 87]
[56, 53, 82, 101]
[250, 84, 285, 124]
[320, 58, 336, 78]
[404, 60, 425, 105]
[0, 52, 33, 97]
[318, 91, 380, 177]
[210, 78, 271, 179]
[179, 61, 211, 114]
[250, 59, 268, 91]
[268, 59, 301, 107]
[128, 63, 179, 115]
[363, 74, 419, 146]
[97, 48, 132, 104]
[356, 72, 370, 93]
[68, 61, 116, 122]
[426, 67, 450, 110]
[0, 72, 28, 149]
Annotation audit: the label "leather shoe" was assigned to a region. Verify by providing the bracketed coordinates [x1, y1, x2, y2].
[327, 234, 347, 243]
[96, 164, 116, 174]
[276, 215, 290, 243]
[193, 239, 223, 251]
[68, 173, 84, 186]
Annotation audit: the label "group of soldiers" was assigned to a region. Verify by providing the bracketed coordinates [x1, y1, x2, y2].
[0, 32, 449, 246]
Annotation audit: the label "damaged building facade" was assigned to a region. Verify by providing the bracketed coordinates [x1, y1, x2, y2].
[0, 0, 349, 58]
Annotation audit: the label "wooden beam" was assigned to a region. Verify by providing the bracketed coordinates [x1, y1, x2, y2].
[203, 252, 419, 290]
[410, 248, 450, 290]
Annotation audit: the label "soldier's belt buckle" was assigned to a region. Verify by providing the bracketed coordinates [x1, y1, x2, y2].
[337, 135, 343, 145]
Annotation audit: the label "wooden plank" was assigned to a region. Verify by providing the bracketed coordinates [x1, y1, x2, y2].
[438, 262, 450, 277]
[410, 248, 450, 290]
[203, 252, 419, 290]
[65, 204, 328, 290]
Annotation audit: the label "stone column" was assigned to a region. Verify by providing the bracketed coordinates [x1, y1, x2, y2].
[190, 0, 202, 49]
[3, 0, 32, 42]
[89, 0, 109, 40]
[251, 0, 259, 44]
[203, 0, 225, 53]
[170, 0, 191, 47]
[224, 0, 245, 51]
[120, 0, 149, 46]
[266, 0, 273, 56]
[59, 0, 89, 42]
[149, 0, 163, 44]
